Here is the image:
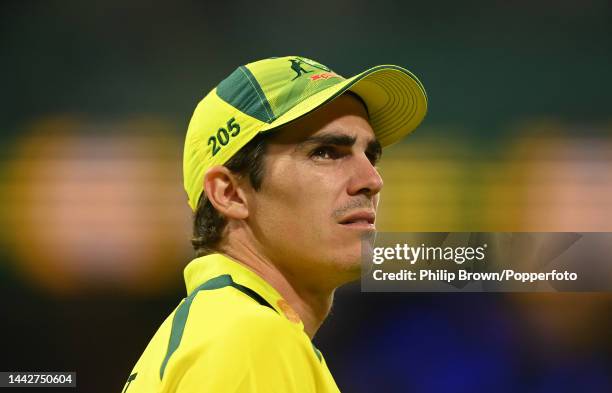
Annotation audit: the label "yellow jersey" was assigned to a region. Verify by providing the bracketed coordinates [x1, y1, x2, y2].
[122, 253, 341, 393]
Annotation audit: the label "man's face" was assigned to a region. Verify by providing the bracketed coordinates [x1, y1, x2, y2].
[244, 94, 383, 289]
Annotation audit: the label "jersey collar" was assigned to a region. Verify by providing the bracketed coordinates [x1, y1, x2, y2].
[183, 253, 304, 328]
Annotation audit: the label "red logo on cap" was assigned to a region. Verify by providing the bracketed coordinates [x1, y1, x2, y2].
[310, 72, 340, 81]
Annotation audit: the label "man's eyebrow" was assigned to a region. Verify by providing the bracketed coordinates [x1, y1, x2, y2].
[295, 132, 382, 158]
[296, 133, 357, 149]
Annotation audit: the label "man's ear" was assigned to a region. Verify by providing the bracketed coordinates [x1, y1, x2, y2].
[203, 166, 249, 220]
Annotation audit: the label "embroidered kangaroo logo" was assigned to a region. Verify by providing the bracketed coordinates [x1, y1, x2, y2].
[289, 59, 312, 80]
[289, 58, 331, 81]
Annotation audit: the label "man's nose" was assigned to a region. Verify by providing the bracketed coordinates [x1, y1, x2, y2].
[347, 153, 383, 197]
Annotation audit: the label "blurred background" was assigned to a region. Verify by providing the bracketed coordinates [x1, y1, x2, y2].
[1, 0, 611, 392]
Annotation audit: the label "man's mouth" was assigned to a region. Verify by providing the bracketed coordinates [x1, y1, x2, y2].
[338, 211, 376, 230]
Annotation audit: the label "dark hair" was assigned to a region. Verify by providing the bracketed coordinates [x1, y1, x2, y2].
[191, 133, 269, 257]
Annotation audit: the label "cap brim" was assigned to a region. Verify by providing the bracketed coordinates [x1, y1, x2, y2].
[260, 65, 428, 147]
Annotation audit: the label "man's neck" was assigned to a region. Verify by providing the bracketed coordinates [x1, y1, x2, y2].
[220, 240, 334, 339]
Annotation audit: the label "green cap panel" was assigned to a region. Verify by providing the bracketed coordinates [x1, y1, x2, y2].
[216, 66, 276, 123]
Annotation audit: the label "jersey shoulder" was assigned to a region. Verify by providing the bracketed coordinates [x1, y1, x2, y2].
[123, 285, 332, 393]
[159, 286, 320, 392]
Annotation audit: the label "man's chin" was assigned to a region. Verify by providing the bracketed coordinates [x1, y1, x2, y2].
[333, 258, 362, 285]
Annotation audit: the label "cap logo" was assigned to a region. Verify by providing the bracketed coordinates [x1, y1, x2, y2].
[310, 72, 341, 81]
[289, 57, 332, 81]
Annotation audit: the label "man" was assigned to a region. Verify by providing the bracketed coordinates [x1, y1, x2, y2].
[122, 56, 427, 392]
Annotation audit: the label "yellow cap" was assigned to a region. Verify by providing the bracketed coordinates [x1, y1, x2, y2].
[183, 56, 428, 211]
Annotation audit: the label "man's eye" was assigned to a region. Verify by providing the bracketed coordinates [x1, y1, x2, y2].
[310, 146, 339, 160]
[366, 152, 381, 165]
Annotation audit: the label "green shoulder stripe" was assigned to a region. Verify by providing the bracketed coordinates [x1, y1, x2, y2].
[159, 274, 276, 379]
[312, 343, 323, 362]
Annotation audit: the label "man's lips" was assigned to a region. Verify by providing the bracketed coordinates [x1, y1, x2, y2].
[338, 211, 376, 228]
